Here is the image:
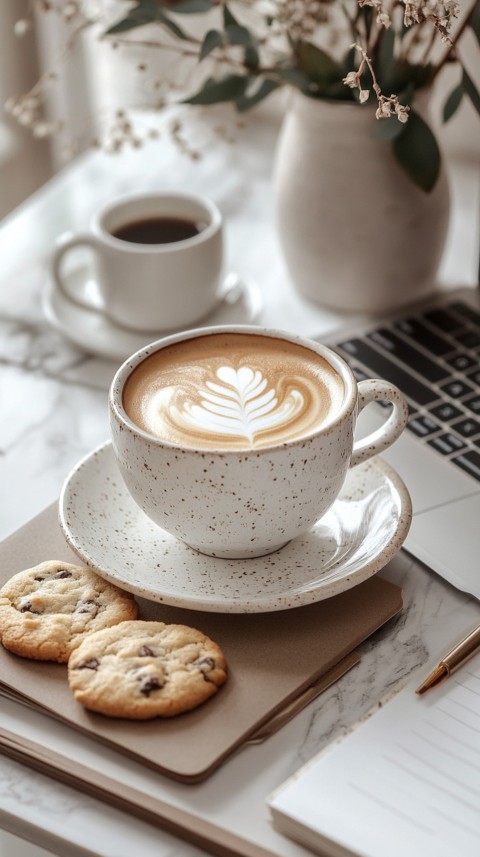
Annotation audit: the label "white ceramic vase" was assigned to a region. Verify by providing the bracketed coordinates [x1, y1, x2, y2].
[272, 89, 451, 314]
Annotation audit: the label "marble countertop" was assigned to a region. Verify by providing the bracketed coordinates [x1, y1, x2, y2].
[0, 109, 479, 857]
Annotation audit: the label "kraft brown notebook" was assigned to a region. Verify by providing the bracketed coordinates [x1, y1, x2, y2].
[0, 503, 403, 783]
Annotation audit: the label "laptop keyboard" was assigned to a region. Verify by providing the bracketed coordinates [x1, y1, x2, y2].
[332, 300, 480, 483]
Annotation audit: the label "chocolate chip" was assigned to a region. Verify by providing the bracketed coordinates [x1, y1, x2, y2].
[34, 576, 45, 582]
[194, 656, 215, 672]
[75, 599, 99, 615]
[19, 601, 41, 614]
[139, 676, 163, 696]
[77, 658, 100, 671]
[54, 569, 72, 579]
[138, 645, 154, 657]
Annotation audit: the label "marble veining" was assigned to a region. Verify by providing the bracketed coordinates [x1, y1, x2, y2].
[0, 756, 204, 857]
[0, 314, 120, 390]
[0, 759, 77, 816]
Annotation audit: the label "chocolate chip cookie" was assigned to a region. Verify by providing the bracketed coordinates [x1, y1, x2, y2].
[0, 561, 138, 662]
[67, 620, 228, 719]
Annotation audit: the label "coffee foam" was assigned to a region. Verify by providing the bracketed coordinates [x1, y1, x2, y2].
[122, 333, 345, 450]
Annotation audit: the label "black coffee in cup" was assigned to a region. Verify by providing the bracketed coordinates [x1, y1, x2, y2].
[112, 216, 205, 245]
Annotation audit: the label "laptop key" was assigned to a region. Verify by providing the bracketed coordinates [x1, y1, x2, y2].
[463, 394, 480, 415]
[439, 379, 476, 399]
[450, 417, 480, 439]
[452, 329, 480, 350]
[428, 433, 467, 455]
[422, 308, 463, 333]
[452, 449, 480, 482]
[336, 339, 438, 406]
[466, 368, 480, 386]
[446, 353, 478, 372]
[407, 415, 441, 437]
[394, 319, 453, 356]
[367, 329, 450, 382]
[451, 302, 480, 327]
[429, 402, 464, 422]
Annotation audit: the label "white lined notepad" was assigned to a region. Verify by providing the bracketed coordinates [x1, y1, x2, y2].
[268, 658, 480, 857]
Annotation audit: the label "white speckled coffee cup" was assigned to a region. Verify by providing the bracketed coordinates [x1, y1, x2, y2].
[109, 326, 408, 558]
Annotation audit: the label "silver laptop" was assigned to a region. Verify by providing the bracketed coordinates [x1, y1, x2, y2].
[323, 286, 480, 599]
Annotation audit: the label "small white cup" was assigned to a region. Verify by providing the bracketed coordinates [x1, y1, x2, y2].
[50, 191, 224, 332]
[109, 326, 409, 559]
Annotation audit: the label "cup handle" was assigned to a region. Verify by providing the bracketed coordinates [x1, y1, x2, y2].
[350, 379, 409, 468]
[51, 232, 105, 312]
[217, 272, 244, 305]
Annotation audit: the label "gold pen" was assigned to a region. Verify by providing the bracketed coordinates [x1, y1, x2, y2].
[416, 622, 480, 695]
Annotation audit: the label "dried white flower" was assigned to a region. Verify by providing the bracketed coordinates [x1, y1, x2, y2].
[17, 110, 35, 127]
[376, 101, 392, 118]
[377, 11, 391, 27]
[359, 89, 370, 103]
[32, 122, 51, 138]
[343, 71, 360, 88]
[63, 2, 80, 21]
[401, 0, 459, 30]
[33, 121, 62, 138]
[9, 102, 23, 119]
[14, 19, 32, 37]
[395, 103, 410, 123]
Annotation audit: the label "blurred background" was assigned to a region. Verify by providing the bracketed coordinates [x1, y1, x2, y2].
[1, 0, 479, 222]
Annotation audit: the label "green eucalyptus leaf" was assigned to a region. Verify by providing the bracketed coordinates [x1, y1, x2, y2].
[199, 29, 224, 60]
[381, 61, 433, 96]
[443, 81, 464, 123]
[104, 0, 158, 34]
[182, 74, 248, 105]
[296, 41, 343, 86]
[463, 67, 480, 116]
[244, 44, 259, 68]
[223, 5, 239, 28]
[235, 78, 280, 112]
[324, 81, 355, 100]
[156, 9, 188, 39]
[400, 82, 415, 105]
[377, 28, 396, 89]
[412, 64, 434, 88]
[373, 114, 405, 141]
[226, 24, 256, 47]
[342, 45, 357, 72]
[469, 2, 480, 45]
[172, 0, 213, 12]
[392, 110, 440, 192]
[362, 5, 375, 42]
[276, 68, 311, 92]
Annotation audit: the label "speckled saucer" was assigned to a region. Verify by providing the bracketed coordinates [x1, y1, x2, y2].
[59, 442, 412, 613]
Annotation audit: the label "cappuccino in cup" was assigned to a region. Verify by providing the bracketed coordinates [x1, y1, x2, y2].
[110, 326, 409, 558]
[122, 333, 345, 451]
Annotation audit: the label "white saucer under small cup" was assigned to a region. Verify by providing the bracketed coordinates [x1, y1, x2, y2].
[42, 269, 262, 360]
[59, 441, 412, 613]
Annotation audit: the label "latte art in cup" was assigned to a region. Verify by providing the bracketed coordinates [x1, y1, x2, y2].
[122, 333, 346, 450]
[111, 325, 409, 557]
